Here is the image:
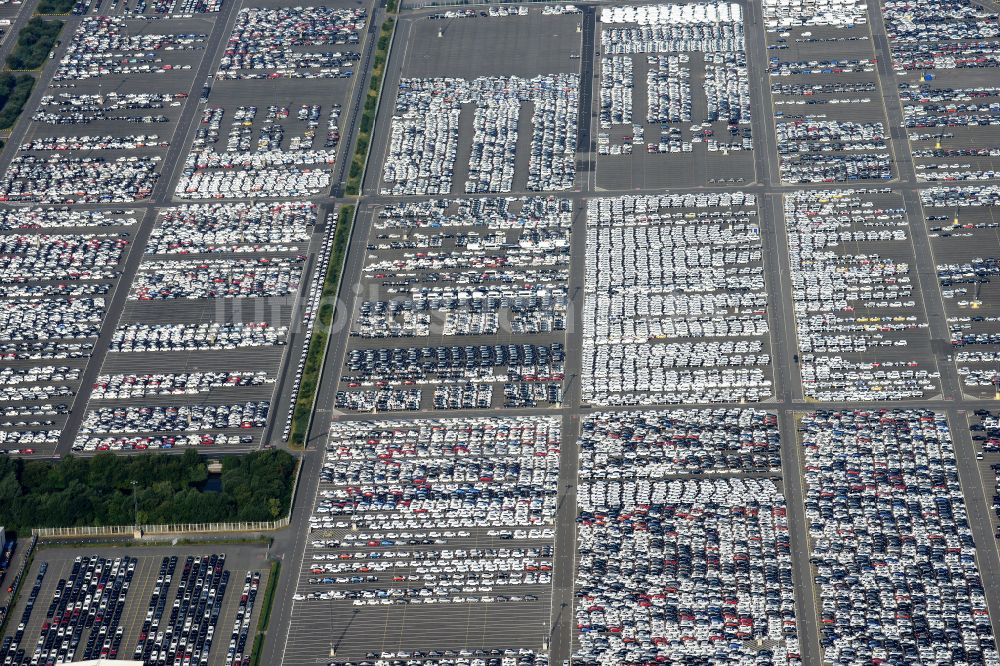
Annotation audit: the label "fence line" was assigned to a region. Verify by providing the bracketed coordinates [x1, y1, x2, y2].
[402, 0, 575, 9]
[32, 516, 290, 539]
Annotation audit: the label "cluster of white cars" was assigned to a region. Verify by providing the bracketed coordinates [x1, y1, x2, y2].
[382, 74, 579, 195]
[0, 298, 104, 342]
[599, 2, 752, 161]
[91, 371, 272, 400]
[601, 2, 741, 27]
[78, 400, 269, 435]
[177, 104, 338, 199]
[601, 15, 744, 54]
[0, 207, 138, 230]
[784, 189, 938, 400]
[19, 134, 168, 151]
[73, 433, 252, 452]
[582, 194, 772, 406]
[174, 166, 330, 200]
[334, 388, 422, 412]
[0, 233, 127, 282]
[763, 0, 867, 30]
[146, 202, 313, 255]
[218, 6, 365, 79]
[599, 56, 633, 129]
[801, 409, 998, 665]
[575, 409, 799, 664]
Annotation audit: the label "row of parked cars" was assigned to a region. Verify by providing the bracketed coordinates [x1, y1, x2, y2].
[582, 194, 772, 406]
[223, 570, 260, 666]
[0, 563, 47, 665]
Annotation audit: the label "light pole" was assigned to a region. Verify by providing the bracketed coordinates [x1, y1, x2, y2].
[131, 480, 139, 530]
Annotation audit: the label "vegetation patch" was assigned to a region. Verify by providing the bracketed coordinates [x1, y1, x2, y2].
[0, 73, 34, 130]
[7, 18, 63, 71]
[36, 0, 76, 15]
[0, 449, 296, 531]
[345, 17, 394, 195]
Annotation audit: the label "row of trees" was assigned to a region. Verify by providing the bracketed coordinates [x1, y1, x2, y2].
[37, 0, 77, 14]
[7, 18, 63, 71]
[0, 74, 34, 130]
[0, 449, 297, 532]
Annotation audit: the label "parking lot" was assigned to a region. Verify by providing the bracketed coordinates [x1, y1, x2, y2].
[765, 4, 896, 185]
[573, 408, 798, 664]
[373, 8, 582, 196]
[594, 2, 756, 190]
[799, 409, 998, 665]
[583, 192, 773, 406]
[0, 542, 270, 666]
[9, 0, 1000, 664]
[0, 206, 143, 456]
[68, 201, 330, 452]
[921, 185, 1000, 399]
[282, 416, 559, 664]
[172, 3, 369, 200]
[1, 15, 217, 204]
[336, 197, 570, 413]
[784, 188, 942, 401]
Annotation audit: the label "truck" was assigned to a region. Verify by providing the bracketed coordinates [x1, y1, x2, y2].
[0, 538, 15, 571]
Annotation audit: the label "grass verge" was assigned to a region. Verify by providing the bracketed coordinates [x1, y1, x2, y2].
[6, 17, 63, 71]
[345, 17, 394, 195]
[288, 205, 355, 448]
[249, 559, 281, 666]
